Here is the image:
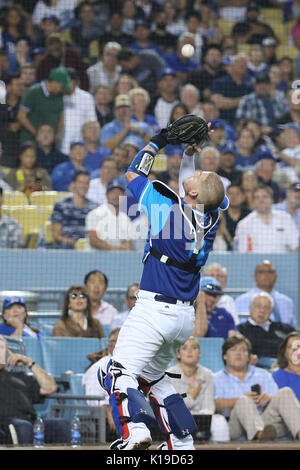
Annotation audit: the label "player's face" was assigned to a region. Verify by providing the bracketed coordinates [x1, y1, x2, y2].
[224, 342, 250, 370]
[178, 339, 200, 366]
[250, 297, 272, 325]
[85, 273, 107, 301]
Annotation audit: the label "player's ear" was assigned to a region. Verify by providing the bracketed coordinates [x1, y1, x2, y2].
[188, 189, 198, 199]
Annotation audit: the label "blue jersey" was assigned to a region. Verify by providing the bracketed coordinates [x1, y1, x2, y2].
[128, 176, 221, 301]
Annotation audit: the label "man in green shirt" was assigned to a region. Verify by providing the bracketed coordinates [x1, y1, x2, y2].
[17, 68, 71, 145]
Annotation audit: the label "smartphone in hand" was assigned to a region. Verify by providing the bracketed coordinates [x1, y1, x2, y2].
[251, 384, 260, 394]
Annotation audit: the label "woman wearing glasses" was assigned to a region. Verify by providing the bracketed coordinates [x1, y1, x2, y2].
[52, 286, 105, 338]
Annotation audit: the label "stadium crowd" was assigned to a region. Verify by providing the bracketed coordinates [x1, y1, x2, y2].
[0, 0, 300, 447]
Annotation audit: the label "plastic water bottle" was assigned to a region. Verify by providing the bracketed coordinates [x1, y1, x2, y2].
[71, 414, 81, 447]
[38, 226, 46, 250]
[33, 414, 44, 448]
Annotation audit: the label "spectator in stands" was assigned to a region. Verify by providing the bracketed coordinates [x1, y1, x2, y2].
[110, 145, 130, 174]
[100, 94, 151, 152]
[0, 50, 9, 81]
[82, 327, 120, 439]
[235, 185, 299, 253]
[51, 140, 93, 192]
[117, 47, 165, 95]
[235, 73, 290, 131]
[0, 6, 31, 55]
[129, 19, 163, 57]
[198, 147, 230, 191]
[87, 41, 122, 95]
[154, 68, 179, 130]
[86, 178, 132, 251]
[0, 335, 70, 445]
[121, 0, 145, 36]
[164, 32, 198, 84]
[163, 0, 186, 37]
[32, 0, 78, 30]
[36, 33, 89, 90]
[86, 157, 119, 205]
[241, 170, 258, 210]
[255, 155, 281, 204]
[235, 260, 297, 329]
[18, 67, 71, 146]
[278, 89, 300, 126]
[6, 142, 52, 196]
[53, 285, 105, 338]
[246, 44, 268, 82]
[269, 64, 288, 95]
[59, 68, 97, 155]
[234, 127, 260, 172]
[81, 120, 111, 172]
[149, 9, 177, 53]
[274, 182, 300, 230]
[279, 57, 295, 89]
[224, 184, 251, 248]
[185, 8, 222, 59]
[129, 87, 160, 134]
[33, 15, 61, 49]
[1, 74, 23, 168]
[94, 85, 114, 128]
[237, 292, 296, 359]
[207, 119, 228, 151]
[84, 270, 118, 327]
[167, 336, 230, 442]
[158, 146, 182, 184]
[0, 296, 45, 338]
[112, 73, 138, 99]
[203, 262, 239, 323]
[217, 142, 242, 186]
[169, 102, 189, 125]
[0, 187, 23, 249]
[214, 334, 300, 442]
[262, 37, 278, 67]
[110, 282, 140, 330]
[276, 123, 300, 183]
[51, 170, 97, 249]
[187, 44, 226, 102]
[179, 84, 203, 118]
[231, 2, 277, 45]
[35, 124, 68, 175]
[101, 11, 134, 48]
[20, 64, 36, 92]
[212, 212, 232, 252]
[211, 54, 253, 126]
[68, 1, 101, 61]
[193, 277, 237, 340]
[273, 332, 300, 403]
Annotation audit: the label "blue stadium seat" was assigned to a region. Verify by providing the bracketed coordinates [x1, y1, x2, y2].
[102, 325, 111, 338]
[198, 338, 224, 373]
[22, 337, 44, 368]
[257, 357, 276, 370]
[39, 337, 108, 376]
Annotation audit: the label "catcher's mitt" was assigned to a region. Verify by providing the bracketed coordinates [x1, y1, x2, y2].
[166, 114, 209, 146]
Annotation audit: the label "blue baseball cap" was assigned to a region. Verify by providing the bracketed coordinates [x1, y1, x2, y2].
[255, 147, 275, 161]
[279, 123, 300, 137]
[200, 277, 224, 295]
[221, 55, 233, 65]
[123, 135, 144, 149]
[158, 67, 176, 81]
[210, 118, 226, 130]
[70, 139, 85, 149]
[106, 178, 126, 193]
[219, 140, 238, 156]
[3, 296, 26, 310]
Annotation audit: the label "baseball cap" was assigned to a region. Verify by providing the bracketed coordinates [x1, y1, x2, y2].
[290, 182, 300, 191]
[255, 72, 270, 84]
[210, 118, 226, 130]
[279, 122, 300, 137]
[262, 37, 276, 47]
[115, 94, 131, 108]
[221, 55, 234, 66]
[158, 67, 176, 81]
[42, 15, 60, 25]
[3, 296, 26, 310]
[48, 68, 72, 91]
[123, 135, 144, 149]
[32, 47, 46, 56]
[70, 139, 85, 149]
[255, 147, 275, 161]
[247, 1, 260, 11]
[219, 141, 238, 156]
[200, 277, 224, 296]
[106, 178, 126, 193]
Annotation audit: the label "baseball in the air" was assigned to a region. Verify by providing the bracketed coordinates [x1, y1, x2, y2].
[181, 44, 195, 58]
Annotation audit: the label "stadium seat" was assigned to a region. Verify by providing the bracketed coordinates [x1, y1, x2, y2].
[2, 191, 28, 206]
[8, 205, 53, 239]
[257, 356, 276, 370]
[75, 238, 87, 251]
[39, 337, 108, 376]
[22, 337, 44, 368]
[44, 220, 54, 245]
[198, 338, 224, 373]
[29, 191, 60, 207]
[276, 45, 299, 59]
[260, 8, 283, 24]
[218, 19, 235, 36]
